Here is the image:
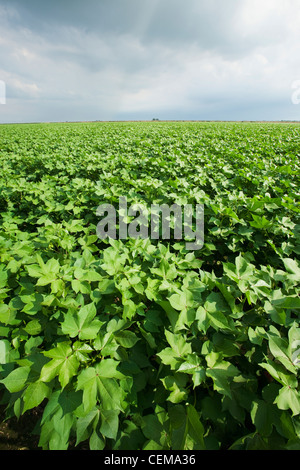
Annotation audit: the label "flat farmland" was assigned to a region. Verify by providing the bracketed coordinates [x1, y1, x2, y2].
[0, 121, 299, 450]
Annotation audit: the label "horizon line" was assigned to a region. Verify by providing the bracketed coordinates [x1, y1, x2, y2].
[0, 119, 300, 126]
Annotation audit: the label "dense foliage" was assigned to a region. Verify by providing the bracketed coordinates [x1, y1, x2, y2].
[0, 121, 299, 450]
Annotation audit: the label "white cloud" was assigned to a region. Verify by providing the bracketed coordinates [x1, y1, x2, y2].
[0, 0, 300, 122]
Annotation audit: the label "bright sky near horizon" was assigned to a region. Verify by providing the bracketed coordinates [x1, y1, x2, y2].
[0, 0, 300, 123]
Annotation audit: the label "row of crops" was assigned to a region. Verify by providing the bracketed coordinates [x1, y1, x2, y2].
[0, 121, 299, 450]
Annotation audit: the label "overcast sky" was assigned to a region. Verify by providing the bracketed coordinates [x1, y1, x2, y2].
[0, 0, 300, 123]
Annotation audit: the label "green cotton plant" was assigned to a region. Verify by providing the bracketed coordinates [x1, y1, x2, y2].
[0, 121, 300, 450]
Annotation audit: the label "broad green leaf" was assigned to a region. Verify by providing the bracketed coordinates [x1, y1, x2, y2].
[259, 360, 298, 388]
[275, 386, 300, 416]
[61, 303, 102, 340]
[250, 400, 274, 436]
[223, 254, 255, 288]
[142, 414, 169, 448]
[76, 361, 125, 413]
[151, 259, 178, 281]
[157, 348, 181, 370]
[101, 248, 127, 276]
[272, 297, 300, 310]
[206, 361, 240, 398]
[36, 273, 57, 287]
[0, 304, 17, 325]
[100, 409, 119, 440]
[288, 324, 300, 367]
[0, 366, 30, 393]
[21, 293, 44, 316]
[0, 340, 11, 364]
[22, 381, 51, 413]
[40, 342, 79, 389]
[282, 258, 300, 279]
[26, 264, 43, 278]
[123, 299, 137, 320]
[169, 405, 188, 450]
[24, 320, 43, 336]
[157, 301, 178, 331]
[96, 358, 124, 379]
[161, 375, 188, 404]
[76, 409, 100, 446]
[207, 310, 232, 331]
[186, 404, 205, 449]
[268, 334, 297, 374]
[196, 306, 210, 334]
[143, 440, 164, 450]
[164, 330, 192, 357]
[90, 429, 106, 450]
[177, 354, 202, 373]
[169, 290, 193, 312]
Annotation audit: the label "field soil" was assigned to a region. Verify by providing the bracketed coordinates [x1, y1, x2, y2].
[0, 405, 40, 450]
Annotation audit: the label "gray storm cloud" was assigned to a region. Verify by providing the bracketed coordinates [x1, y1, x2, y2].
[0, 0, 300, 122]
